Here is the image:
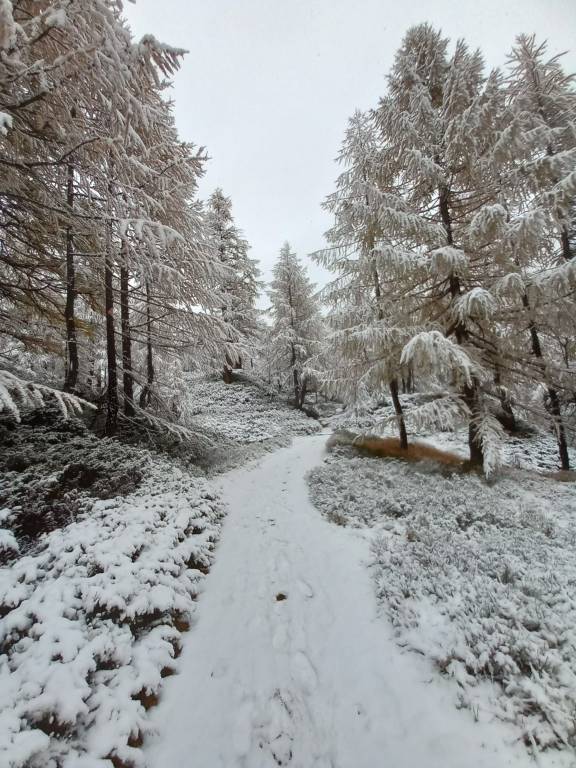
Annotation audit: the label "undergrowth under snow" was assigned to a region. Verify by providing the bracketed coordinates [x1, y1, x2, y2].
[309, 399, 576, 754]
[183, 375, 319, 471]
[0, 375, 317, 766]
[0, 454, 224, 768]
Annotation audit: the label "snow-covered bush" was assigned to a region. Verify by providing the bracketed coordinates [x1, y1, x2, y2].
[308, 446, 576, 750]
[0, 453, 225, 767]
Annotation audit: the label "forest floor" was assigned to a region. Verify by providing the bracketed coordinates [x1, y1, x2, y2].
[1, 381, 575, 767]
[144, 432, 573, 768]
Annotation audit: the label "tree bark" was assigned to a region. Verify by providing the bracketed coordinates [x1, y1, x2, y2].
[439, 182, 484, 468]
[104, 230, 118, 436]
[389, 378, 408, 450]
[63, 162, 79, 392]
[372, 263, 409, 448]
[119, 257, 134, 417]
[522, 293, 570, 470]
[293, 368, 300, 408]
[139, 281, 155, 408]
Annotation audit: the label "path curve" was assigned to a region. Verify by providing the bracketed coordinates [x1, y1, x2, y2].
[145, 434, 534, 768]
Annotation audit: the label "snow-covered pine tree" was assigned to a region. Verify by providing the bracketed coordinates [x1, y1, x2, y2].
[269, 242, 323, 408]
[314, 110, 410, 447]
[206, 188, 260, 381]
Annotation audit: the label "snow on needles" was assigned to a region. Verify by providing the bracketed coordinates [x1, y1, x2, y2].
[0, 457, 225, 768]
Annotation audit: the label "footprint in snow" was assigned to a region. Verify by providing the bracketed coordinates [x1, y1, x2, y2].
[297, 579, 314, 599]
[290, 651, 318, 693]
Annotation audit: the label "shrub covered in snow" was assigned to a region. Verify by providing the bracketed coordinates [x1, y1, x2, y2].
[308, 448, 576, 751]
[0, 454, 224, 767]
[0, 407, 151, 558]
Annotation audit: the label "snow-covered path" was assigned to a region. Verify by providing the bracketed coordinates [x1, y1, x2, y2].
[145, 434, 535, 768]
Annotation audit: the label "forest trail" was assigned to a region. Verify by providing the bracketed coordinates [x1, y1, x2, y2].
[145, 434, 532, 768]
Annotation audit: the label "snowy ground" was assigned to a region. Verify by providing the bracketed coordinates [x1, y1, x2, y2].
[182, 375, 319, 471]
[309, 398, 576, 756]
[2, 384, 575, 766]
[144, 434, 570, 768]
[0, 452, 224, 767]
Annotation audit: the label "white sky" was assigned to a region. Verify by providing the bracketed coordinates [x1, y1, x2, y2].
[125, 0, 576, 301]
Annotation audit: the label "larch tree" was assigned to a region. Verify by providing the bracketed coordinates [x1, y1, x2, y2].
[206, 188, 260, 382]
[314, 110, 410, 448]
[269, 242, 323, 408]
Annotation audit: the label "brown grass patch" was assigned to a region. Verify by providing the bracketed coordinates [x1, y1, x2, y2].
[353, 435, 464, 467]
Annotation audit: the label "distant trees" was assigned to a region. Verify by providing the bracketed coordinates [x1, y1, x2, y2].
[206, 188, 260, 381]
[0, 0, 234, 433]
[320, 24, 576, 474]
[268, 243, 323, 408]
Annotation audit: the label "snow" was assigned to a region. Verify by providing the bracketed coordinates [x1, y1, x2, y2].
[0, 454, 225, 767]
[183, 375, 319, 471]
[309, 400, 576, 753]
[0, 111, 12, 136]
[144, 434, 558, 767]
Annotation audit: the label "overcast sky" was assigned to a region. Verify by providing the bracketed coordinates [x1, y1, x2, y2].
[125, 0, 576, 300]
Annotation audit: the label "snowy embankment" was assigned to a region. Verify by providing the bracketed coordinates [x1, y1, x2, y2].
[309, 398, 576, 754]
[183, 375, 319, 471]
[145, 434, 547, 768]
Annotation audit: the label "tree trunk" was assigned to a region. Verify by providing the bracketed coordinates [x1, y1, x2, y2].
[139, 282, 154, 408]
[522, 293, 570, 470]
[389, 378, 408, 450]
[494, 363, 516, 432]
[293, 368, 300, 408]
[120, 258, 134, 417]
[63, 162, 79, 392]
[104, 232, 118, 436]
[298, 375, 308, 409]
[439, 182, 484, 469]
[223, 351, 234, 383]
[463, 382, 484, 467]
[372, 263, 408, 447]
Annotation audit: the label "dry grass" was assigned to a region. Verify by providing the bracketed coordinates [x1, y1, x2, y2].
[328, 430, 464, 467]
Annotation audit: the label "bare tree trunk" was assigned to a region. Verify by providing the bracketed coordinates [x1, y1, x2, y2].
[293, 368, 300, 408]
[389, 378, 408, 450]
[522, 293, 570, 470]
[493, 362, 516, 431]
[104, 228, 118, 436]
[298, 374, 308, 409]
[372, 262, 408, 447]
[139, 282, 155, 408]
[439, 182, 484, 469]
[64, 162, 79, 392]
[120, 256, 134, 417]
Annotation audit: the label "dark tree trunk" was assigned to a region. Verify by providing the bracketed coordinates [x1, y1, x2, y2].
[439, 182, 484, 469]
[389, 378, 408, 450]
[372, 264, 409, 448]
[120, 258, 134, 417]
[293, 368, 300, 408]
[139, 282, 155, 408]
[522, 293, 570, 470]
[104, 240, 118, 436]
[494, 363, 516, 431]
[298, 375, 308, 409]
[64, 162, 79, 392]
[463, 382, 484, 467]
